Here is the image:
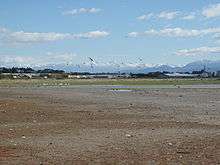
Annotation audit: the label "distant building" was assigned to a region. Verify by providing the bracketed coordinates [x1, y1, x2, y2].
[216, 71, 220, 77]
[165, 73, 198, 78]
[200, 72, 209, 78]
[192, 69, 213, 78]
[68, 75, 80, 79]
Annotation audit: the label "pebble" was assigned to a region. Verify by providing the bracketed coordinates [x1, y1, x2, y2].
[125, 134, 132, 138]
[168, 142, 173, 146]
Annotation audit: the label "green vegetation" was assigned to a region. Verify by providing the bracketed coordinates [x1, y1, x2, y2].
[0, 78, 219, 87]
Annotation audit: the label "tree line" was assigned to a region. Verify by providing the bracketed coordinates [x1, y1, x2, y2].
[0, 67, 65, 74]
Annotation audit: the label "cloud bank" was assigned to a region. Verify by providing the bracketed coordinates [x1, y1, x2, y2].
[0, 27, 109, 44]
[175, 47, 220, 56]
[62, 8, 101, 15]
[202, 3, 220, 18]
[136, 13, 153, 21]
[158, 11, 179, 20]
[128, 27, 220, 38]
[181, 13, 196, 20]
[137, 3, 220, 21]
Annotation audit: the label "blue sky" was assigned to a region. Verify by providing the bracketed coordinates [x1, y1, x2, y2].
[0, 0, 220, 68]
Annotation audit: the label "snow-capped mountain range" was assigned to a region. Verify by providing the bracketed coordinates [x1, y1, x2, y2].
[35, 60, 220, 73]
[1, 59, 219, 73]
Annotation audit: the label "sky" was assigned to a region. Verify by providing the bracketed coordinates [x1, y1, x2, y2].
[0, 0, 220, 68]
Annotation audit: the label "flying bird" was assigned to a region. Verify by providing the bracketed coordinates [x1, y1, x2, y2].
[88, 57, 95, 71]
[88, 57, 94, 62]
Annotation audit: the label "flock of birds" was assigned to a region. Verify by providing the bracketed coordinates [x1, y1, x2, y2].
[65, 57, 146, 72]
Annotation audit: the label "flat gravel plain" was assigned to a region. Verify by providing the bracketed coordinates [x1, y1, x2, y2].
[0, 85, 220, 164]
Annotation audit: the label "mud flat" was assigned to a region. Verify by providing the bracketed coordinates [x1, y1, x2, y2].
[0, 85, 220, 164]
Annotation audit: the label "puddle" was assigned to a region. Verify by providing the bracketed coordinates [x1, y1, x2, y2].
[109, 89, 132, 92]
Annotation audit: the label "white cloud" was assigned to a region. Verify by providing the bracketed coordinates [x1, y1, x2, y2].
[136, 4, 220, 21]
[136, 11, 199, 21]
[137, 15, 147, 21]
[182, 13, 196, 20]
[128, 27, 220, 38]
[7, 31, 70, 43]
[127, 32, 139, 37]
[202, 3, 220, 18]
[144, 28, 200, 37]
[74, 31, 109, 39]
[136, 13, 153, 21]
[158, 11, 179, 20]
[0, 27, 109, 44]
[175, 47, 220, 56]
[62, 8, 101, 15]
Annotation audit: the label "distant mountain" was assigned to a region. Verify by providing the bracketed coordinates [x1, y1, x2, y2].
[33, 60, 220, 73]
[123, 60, 220, 73]
[142, 65, 179, 73]
[181, 60, 220, 72]
[121, 65, 177, 73]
